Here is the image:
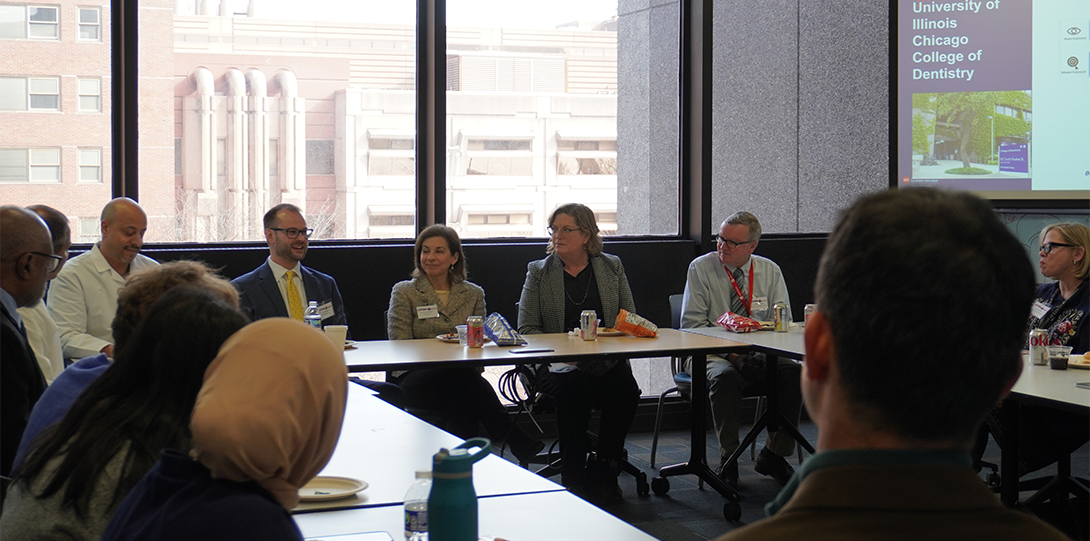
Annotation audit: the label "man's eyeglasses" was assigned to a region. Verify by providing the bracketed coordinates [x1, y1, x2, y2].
[548, 226, 582, 236]
[715, 235, 755, 249]
[28, 251, 64, 273]
[1040, 242, 1076, 254]
[268, 227, 313, 239]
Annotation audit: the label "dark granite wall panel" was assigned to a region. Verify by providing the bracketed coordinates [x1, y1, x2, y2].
[798, 1, 890, 232]
[711, 0, 801, 233]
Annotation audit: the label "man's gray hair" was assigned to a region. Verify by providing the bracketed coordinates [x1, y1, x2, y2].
[723, 211, 761, 241]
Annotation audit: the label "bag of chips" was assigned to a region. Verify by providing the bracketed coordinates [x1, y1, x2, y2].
[484, 312, 527, 346]
[716, 311, 762, 333]
[614, 309, 658, 338]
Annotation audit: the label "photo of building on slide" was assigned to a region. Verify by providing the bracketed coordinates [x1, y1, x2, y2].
[912, 90, 1033, 181]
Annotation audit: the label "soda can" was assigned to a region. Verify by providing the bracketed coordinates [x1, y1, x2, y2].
[466, 316, 485, 348]
[803, 304, 817, 327]
[580, 310, 598, 341]
[1028, 328, 1049, 366]
[773, 303, 790, 332]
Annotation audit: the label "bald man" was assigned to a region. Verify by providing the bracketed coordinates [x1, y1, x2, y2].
[1, 206, 53, 476]
[47, 198, 158, 359]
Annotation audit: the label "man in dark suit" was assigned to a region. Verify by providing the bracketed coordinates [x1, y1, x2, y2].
[1, 206, 54, 477]
[232, 203, 348, 330]
[715, 190, 1067, 541]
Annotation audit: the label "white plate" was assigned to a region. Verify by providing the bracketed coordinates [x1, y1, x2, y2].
[298, 476, 368, 502]
[344, 340, 358, 350]
[1069, 354, 1090, 370]
[597, 329, 626, 337]
[436, 333, 459, 343]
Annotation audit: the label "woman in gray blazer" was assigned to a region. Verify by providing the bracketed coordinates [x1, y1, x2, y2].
[387, 225, 542, 464]
[517, 203, 640, 503]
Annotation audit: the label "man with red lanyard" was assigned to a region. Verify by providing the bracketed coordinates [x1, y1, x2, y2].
[680, 211, 803, 489]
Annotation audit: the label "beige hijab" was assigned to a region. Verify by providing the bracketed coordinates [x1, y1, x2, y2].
[189, 318, 348, 509]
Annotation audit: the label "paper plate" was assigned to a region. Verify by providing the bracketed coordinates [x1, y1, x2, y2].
[299, 476, 368, 502]
[345, 340, 358, 350]
[436, 333, 459, 343]
[1069, 355, 1090, 370]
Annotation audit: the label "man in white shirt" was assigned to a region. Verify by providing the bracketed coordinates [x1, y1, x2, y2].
[680, 211, 802, 488]
[47, 197, 158, 359]
[17, 205, 72, 383]
[231, 204, 347, 327]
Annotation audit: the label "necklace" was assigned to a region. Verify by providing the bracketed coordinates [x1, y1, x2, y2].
[565, 284, 591, 306]
[565, 269, 594, 306]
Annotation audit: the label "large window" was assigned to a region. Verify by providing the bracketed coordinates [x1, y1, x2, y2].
[0, 1, 112, 229]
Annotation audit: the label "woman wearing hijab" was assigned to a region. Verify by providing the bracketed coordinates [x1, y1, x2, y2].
[517, 203, 640, 503]
[1, 287, 248, 541]
[387, 224, 543, 464]
[100, 318, 348, 541]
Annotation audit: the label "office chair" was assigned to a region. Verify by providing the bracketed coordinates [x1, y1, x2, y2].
[649, 295, 765, 470]
[519, 364, 651, 497]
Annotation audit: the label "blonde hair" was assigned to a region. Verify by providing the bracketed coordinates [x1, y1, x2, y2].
[1041, 222, 1089, 280]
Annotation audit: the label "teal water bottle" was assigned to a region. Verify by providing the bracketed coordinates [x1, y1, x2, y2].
[428, 438, 491, 541]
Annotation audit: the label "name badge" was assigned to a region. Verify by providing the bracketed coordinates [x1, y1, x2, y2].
[751, 296, 769, 315]
[1030, 300, 1050, 320]
[416, 304, 440, 319]
[318, 301, 335, 320]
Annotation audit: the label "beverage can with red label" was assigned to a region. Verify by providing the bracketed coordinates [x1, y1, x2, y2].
[466, 316, 485, 348]
[1028, 328, 1049, 366]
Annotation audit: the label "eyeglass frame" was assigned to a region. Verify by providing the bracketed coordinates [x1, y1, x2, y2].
[715, 235, 756, 249]
[547, 226, 583, 236]
[267, 227, 314, 239]
[27, 251, 64, 273]
[1040, 241, 1076, 255]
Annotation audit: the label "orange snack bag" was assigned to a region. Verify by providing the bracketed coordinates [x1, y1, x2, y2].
[615, 309, 658, 338]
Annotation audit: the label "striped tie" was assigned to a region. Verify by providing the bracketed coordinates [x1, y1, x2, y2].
[731, 267, 749, 317]
[286, 270, 304, 321]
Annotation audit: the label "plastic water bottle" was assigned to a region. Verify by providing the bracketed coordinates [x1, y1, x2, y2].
[404, 470, 431, 541]
[304, 301, 322, 328]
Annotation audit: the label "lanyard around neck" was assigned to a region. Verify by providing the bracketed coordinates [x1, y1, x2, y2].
[725, 260, 754, 316]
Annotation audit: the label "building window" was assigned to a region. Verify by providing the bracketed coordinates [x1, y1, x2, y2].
[463, 134, 533, 176]
[367, 131, 415, 176]
[28, 6, 58, 39]
[0, 148, 61, 182]
[79, 148, 101, 182]
[174, 138, 182, 175]
[0, 78, 27, 110]
[78, 78, 101, 112]
[78, 7, 100, 41]
[557, 135, 618, 176]
[306, 140, 335, 175]
[29, 77, 59, 110]
[268, 139, 279, 183]
[30, 148, 60, 181]
[0, 5, 26, 39]
[0, 149, 28, 181]
[466, 212, 531, 225]
[216, 138, 226, 184]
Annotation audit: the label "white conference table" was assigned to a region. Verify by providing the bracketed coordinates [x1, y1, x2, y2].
[999, 360, 1090, 506]
[341, 329, 750, 501]
[297, 490, 658, 541]
[294, 383, 563, 513]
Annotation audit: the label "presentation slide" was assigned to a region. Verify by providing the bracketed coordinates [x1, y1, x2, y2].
[896, 0, 1090, 198]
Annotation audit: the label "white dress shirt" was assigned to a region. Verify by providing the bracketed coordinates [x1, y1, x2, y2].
[266, 257, 308, 314]
[17, 302, 64, 384]
[47, 243, 158, 359]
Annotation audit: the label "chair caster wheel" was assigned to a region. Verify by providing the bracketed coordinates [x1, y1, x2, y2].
[651, 476, 670, 495]
[723, 501, 742, 521]
[635, 472, 650, 496]
[987, 472, 1001, 488]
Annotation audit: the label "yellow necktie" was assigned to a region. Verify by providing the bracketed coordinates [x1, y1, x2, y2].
[286, 270, 304, 321]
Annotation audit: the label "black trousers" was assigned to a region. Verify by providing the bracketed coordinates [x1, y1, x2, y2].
[397, 367, 518, 442]
[538, 361, 640, 487]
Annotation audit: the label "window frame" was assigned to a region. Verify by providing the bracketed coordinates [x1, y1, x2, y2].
[78, 77, 102, 112]
[28, 76, 60, 111]
[27, 5, 59, 40]
[77, 6, 101, 41]
[78, 147, 102, 183]
[112, 0, 713, 247]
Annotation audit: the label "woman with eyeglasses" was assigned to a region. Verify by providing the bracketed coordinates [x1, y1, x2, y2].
[517, 203, 639, 504]
[976, 222, 1089, 479]
[387, 225, 543, 465]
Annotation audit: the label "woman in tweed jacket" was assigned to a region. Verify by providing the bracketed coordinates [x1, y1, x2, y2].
[387, 225, 542, 464]
[517, 203, 640, 503]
